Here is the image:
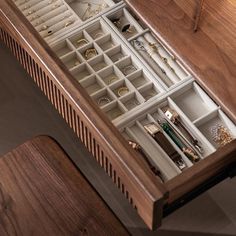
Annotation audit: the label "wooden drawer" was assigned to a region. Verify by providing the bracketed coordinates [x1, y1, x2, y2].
[0, 0, 235, 230]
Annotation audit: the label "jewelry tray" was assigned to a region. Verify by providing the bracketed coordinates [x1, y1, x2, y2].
[1, 0, 236, 230]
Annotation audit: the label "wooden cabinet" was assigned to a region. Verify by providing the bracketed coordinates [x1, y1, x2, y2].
[0, 0, 235, 230]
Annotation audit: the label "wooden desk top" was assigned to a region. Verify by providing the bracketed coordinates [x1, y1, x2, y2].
[126, 0, 236, 123]
[0, 136, 129, 236]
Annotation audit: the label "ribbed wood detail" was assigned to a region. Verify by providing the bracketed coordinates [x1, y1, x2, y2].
[0, 28, 137, 210]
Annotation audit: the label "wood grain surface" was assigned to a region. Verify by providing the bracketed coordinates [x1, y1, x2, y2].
[125, 0, 236, 123]
[0, 136, 129, 236]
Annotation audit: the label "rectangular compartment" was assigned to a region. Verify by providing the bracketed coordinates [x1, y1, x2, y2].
[51, 39, 74, 57]
[87, 54, 111, 72]
[105, 45, 127, 62]
[91, 88, 116, 107]
[70, 63, 93, 81]
[95, 33, 117, 51]
[60, 51, 82, 69]
[138, 83, 159, 101]
[68, 30, 92, 49]
[80, 75, 104, 95]
[102, 101, 126, 120]
[127, 70, 149, 88]
[120, 92, 144, 111]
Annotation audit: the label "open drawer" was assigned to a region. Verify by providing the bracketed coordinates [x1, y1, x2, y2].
[0, 0, 236, 230]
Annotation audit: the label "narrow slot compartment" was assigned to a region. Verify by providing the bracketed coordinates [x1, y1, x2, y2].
[115, 56, 137, 76]
[120, 92, 144, 111]
[95, 34, 117, 51]
[102, 101, 126, 120]
[97, 65, 124, 85]
[91, 88, 116, 107]
[127, 70, 149, 88]
[138, 83, 159, 101]
[51, 39, 74, 57]
[105, 45, 127, 63]
[196, 110, 236, 149]
[70, 63, 93, 81]
[158, 98, 216, 157]
[60, 51, 82, 69]
[87, 54, 111, 72]
[172, 82, 218, 122]
[68, 30, 92, 49]
[80, 75, 104, 95]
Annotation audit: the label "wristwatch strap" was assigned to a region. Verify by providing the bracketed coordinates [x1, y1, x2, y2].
[153, 131, 182, 161]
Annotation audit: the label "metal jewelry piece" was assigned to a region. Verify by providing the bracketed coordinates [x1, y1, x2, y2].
[122, 65, 136, 75]
[94, 32, 104, 39]
[107, 76, 118, 85]
[98, 97, 111, 106]
[26, 10, 35, 16]
[128, 140, 164, 182]
[164, 107, 203, 154]
[117, 87, 129, 97]
[158, 119, 200, 162]
[84, 48, 98, 60]
[211, 124, 233, 147]
[64, 20, 74, 28]
[76, 38, 89, 47]
[144, 123, 187, 170]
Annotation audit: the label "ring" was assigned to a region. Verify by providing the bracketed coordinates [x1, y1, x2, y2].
[47, 30, 53, 36]
[108, 76, 118, 85]
[98, 97, 110, 106]
[65, 21, 73, 28]
[94, 32, 104, 39]
[84, 48, 98, 60]
[122, 65, 136, 75]
[117, 87, 129, 97]
[76, 38, 88, 47]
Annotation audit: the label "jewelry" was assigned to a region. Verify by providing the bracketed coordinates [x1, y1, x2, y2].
[164, 107, 203, 153]
[211, 124, 233, 147]
[111, 18, 121, 27]
[117, 87, 129, 97]
[26, 10, 35, 16]
[82, 2, 107, 21]
[125, 100, 140, 107]
[84, 48, 98, 60]
[23, 4, 31, 10]
[122, 24, 134, 33]
[158, 119, 200, 162]
[107, 76, 118, 85]
[94, 32, 104, 39]
[122, 65, 136, 75]
[74, 61, 80, 66]
[30, 14, 40, 21]
[98, 97, 111, 106]
[47, 30, 53, 36]
[76, 38, 89, 47]
[128, 140, 164, 181]
[131, 39, 146, 52]
[64, 20, 74, 28]
[39, 25, 49, 32]
[145, 93, 156, 101]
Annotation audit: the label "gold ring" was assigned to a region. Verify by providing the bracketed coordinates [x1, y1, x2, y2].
[117, 87, 129, 97]
[84, 48, 98, 60]
[76, 38, 88, 47]
[65, 20, 73, 28]
[108, 76, 118, 85]
[98, 97, 110, 106]
[122, 65, 136, 75]
[94, 32, 104, 38]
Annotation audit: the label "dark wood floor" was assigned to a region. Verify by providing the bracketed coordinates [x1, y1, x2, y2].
[0, 40, 236, 235]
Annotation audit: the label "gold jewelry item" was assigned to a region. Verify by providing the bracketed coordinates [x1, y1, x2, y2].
[94, 32, 104, 39]
[76, 38, 89, 47]
[64, 20, 73, 28]
[98, 97, 110, 106]
[122, 65, 136, 75]
[211, 124, 233, 147]
[117, 87, 129, 97]
[108, 76, 118, 85]
[84, 48, 98, 60]
[26, 10, 35, 16]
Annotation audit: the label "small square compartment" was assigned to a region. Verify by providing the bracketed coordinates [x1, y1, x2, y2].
[102, 101, 125, 120]
[69, 30, 91, 49]
[120, 92, 142, 111]
[106, 45, 127, 63]
[138, 83, 158, 101]
[52, 40, 73, 57]
[95, 34, 117, 51]
[86, 21, 108, 39]
[70, 63, 92, 82]
[79, 43, 101, 60]
[98, 66, 123, 85]
[60, 52, 82, 70]
[172, 83, 217, 122]
[80, 75, 104, 95]
[116, 57, 137, 76]
[88, 54, 110, 72]
[127, 70, 149, 88]
[110, 80, 133, 98]
[91, 89, 115, 107]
